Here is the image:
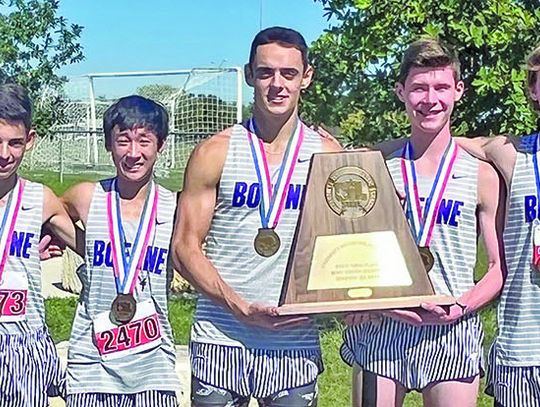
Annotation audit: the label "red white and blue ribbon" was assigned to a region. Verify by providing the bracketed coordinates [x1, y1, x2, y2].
[0, 178, 24, 283]
[247, 118, 304, 229]
[106, 179, 158, 295]
[401, 139, 458, 247]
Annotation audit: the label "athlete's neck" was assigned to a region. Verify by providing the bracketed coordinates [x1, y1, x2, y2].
[409, 124, 452, 160]
[0, 173, 18, 202]
[251, 106, 299, 154]
[115, 173, 153, 202]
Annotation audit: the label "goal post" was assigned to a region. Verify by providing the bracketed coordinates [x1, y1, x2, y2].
[28, 67, 244, 181]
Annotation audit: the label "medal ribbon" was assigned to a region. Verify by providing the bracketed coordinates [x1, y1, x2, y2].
[106, 179, 158, 294]
[401, 139, 458, 247]
[531, 134, 540, 266]
[247, 117, 305, 229]
[0, 178, 24, 282]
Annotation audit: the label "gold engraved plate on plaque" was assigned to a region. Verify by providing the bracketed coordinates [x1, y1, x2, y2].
[325, 166, 377, 218]
[347, 288, 374, 298]
[307, 231, 413, 292]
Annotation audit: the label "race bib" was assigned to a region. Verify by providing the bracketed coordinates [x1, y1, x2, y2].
[93, 299, 162, 361]
[534, 224, 540, 270]
[0, 270, 28, 322]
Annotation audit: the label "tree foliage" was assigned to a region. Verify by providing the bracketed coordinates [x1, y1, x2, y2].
[0, 0, 83, 135]
[302, 0, 540, 145]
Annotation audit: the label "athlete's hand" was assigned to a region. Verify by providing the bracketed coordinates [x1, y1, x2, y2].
[344, 311, 382, 326]
[383, 309, 425, 325]
[38, 235, 64, 261]
[384, 304, 464, 326]
[419, 302, 465, 324]
[239, 302, 310, 330]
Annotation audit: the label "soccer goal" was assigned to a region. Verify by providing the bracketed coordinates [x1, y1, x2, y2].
[26, 67, 243, 185]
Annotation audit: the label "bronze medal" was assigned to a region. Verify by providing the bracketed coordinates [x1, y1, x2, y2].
[254, 228, 281, 257]
[110, 294, 137, 324]
[418, 246, 434, 272]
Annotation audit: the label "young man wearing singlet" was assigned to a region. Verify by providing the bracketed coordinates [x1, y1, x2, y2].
[0, 83, 79, 406]
[451, 45, 540, 407]
[172, 27, 341, 407]
[341, 39, 505, 407]
[61, 95, 180, 407]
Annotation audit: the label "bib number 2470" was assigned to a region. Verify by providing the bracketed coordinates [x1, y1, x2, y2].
[95, 313, 161, 359]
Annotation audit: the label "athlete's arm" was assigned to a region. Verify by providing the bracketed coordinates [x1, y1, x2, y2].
[55, 181, 94, 257]
[172, 130, 307, 329]
[455, 135, 518, 186]
[452, 136, 491, 161]
[421, 161, 506, 321]
[314, 125, 341, 147]
[321, 134, 344, 152]
[61, 181, 94, 228]
[42, 186, 84, 257]
[458, 161, 505, 311]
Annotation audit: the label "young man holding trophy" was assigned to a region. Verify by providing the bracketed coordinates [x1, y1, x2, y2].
[173, 27, 340, 406]
[341, 39, 505, 406]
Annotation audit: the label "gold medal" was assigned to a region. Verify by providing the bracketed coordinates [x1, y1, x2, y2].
[110, 294, 137, 324]
[419, 246, 434, 272]
[254, 228, 281, 257]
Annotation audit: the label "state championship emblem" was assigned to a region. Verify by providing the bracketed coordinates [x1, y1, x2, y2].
[325, 166, 377, 218]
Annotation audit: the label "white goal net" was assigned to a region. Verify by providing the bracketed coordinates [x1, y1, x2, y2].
[24, 68, 243, 184]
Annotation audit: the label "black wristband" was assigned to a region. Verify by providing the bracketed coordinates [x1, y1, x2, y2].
[455, 301, 468, 315]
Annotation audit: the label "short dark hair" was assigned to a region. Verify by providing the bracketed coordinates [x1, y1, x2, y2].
[103, 95, 169, 150]
[0, 83, 32, 132]
[248, 26, 309, 69]
[398, 38, 461, 84]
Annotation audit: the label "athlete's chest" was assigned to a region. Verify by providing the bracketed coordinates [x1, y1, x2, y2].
[222, 157, 311, 211]
[511, 153, 540, 223]
[1, 192, 41, 261]
[387, 159, 477, 229]
[86, 187, 174, 276]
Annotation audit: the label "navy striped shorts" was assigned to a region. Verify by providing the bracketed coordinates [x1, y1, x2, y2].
[341, 313, 484, 390]
[488, 364, 540, 407]
[0, 327, 65, 407]
[66, 390, 178, 407]
[486, 344, 540, 407]
[190, 341, 323, 398]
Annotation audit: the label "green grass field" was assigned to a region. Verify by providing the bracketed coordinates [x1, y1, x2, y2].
[20, 168, 184, 194]
[37, 170, 497, 406]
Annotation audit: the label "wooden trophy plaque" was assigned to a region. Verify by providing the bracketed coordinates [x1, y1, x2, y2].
[278, 151, 455, 315]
